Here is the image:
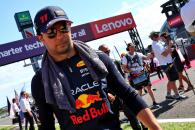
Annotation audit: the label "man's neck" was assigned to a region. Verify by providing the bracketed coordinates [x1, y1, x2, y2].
[51, 48, 77, 62]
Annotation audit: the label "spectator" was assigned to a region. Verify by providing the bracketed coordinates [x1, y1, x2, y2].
[98, 44, 148, 130]
[151, 53, 164, 80]
[31, 6, 162, 130]
[160, 32, 193, 92]
[121, 43, 160, 108]
[12, 98, 22, 130]
[19, 91, 35, 130]
[149, 31, 186, 100]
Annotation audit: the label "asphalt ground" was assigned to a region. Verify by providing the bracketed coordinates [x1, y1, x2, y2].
[120, 60, 195, 120]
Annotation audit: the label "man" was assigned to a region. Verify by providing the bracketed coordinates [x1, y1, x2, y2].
[12, 98, 22, 130]
[98, 44, 148, 130]
[121, 43, 160, 108]
[149, 31, 186, 100]
[98, 44, 125, 77]
[19, 91, 35, 130]
[180, 0, 195, 36]
[31, 6, 162, 130]
[160, 32, 193, 92]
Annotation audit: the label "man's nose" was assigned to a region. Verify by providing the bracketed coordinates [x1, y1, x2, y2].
[56, 30, 64, 39]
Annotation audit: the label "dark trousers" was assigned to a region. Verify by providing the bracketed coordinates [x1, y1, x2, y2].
[15, 112, 22, 130]
[156, 66, 164, 79]
[24, 112, 35, 130]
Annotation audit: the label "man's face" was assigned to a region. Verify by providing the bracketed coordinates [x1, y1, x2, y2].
[127, 46, 135, 54]
[152, 36, 160, 41]
[102, 47, 110, 56]
[38, 21, 73, 58]
[99, 45, 110, 56]
[160, 36, 166, 42]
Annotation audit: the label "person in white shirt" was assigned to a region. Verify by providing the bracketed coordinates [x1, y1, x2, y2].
[160, 32, 194, 92]
[149, 31, 186, 100]
[19, 91, 35, 130]
[121, 43, 160, 108]
[180, 0, 195, 36]
[12, 98, 22, 130]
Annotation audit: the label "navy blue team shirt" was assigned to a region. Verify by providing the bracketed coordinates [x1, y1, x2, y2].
[31, 51, 147, 130]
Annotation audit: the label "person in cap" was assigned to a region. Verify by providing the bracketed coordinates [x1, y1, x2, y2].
[149, 31, 186, 100]
[121, 43, 160, 109]
[160, 32, 194, 92]
[180, 0, 195, 36]
[98, 44, 148, 130]
[31, 6, 162, 130]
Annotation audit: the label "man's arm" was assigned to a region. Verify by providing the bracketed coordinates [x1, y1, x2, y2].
[161, 41, 173, 57]
[98, 52, 162, 130]
[31, 70, 55, 130]
[121, 64, 131, 73]
[137, 108, 162, 130]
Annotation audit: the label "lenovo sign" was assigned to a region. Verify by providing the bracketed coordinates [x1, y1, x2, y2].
[168, 15, 183, 28]
[90, 13, 136, 38]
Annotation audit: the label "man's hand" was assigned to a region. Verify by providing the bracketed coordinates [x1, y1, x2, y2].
[107, 93, 116, 103]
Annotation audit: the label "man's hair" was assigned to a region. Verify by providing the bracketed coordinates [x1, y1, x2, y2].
[126, 43, 135, 51]
[12, 98, 16, 103]
[98, 44, 108, 51]
[160, 32, 171, 40]
[149, 31, 160, 39]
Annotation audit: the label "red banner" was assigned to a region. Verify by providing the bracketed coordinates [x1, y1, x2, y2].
[90, 13, 136, 39]
[168, 15, 183, 28]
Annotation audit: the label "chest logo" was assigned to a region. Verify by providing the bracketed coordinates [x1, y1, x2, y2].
[75, 91, 102, 109]
[76, 60, 85, 68]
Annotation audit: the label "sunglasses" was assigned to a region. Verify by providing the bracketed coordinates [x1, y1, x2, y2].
[44, 24, 70, 39]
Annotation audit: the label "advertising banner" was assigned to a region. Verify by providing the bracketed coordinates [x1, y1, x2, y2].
[90, 12, 136, 39]
[0, 12, 136, 66]
[167, 15, 183, 28]
[0, 37, 45, 66]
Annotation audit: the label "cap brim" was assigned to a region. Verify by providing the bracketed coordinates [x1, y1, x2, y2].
[47, 18, 73, 29]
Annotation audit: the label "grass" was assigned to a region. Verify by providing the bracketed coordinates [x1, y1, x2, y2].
[121, 122, 195, 130]
[0, 122, 195, 130]
[0, 126, 15, 130]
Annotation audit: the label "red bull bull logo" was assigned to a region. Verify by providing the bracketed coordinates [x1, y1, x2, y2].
[75, 91, 102, 109]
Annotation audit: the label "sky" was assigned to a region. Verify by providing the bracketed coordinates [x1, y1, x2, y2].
[0, 0, 168, 108]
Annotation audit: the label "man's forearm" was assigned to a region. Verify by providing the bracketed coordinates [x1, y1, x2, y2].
[137, 108, 162, 130]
